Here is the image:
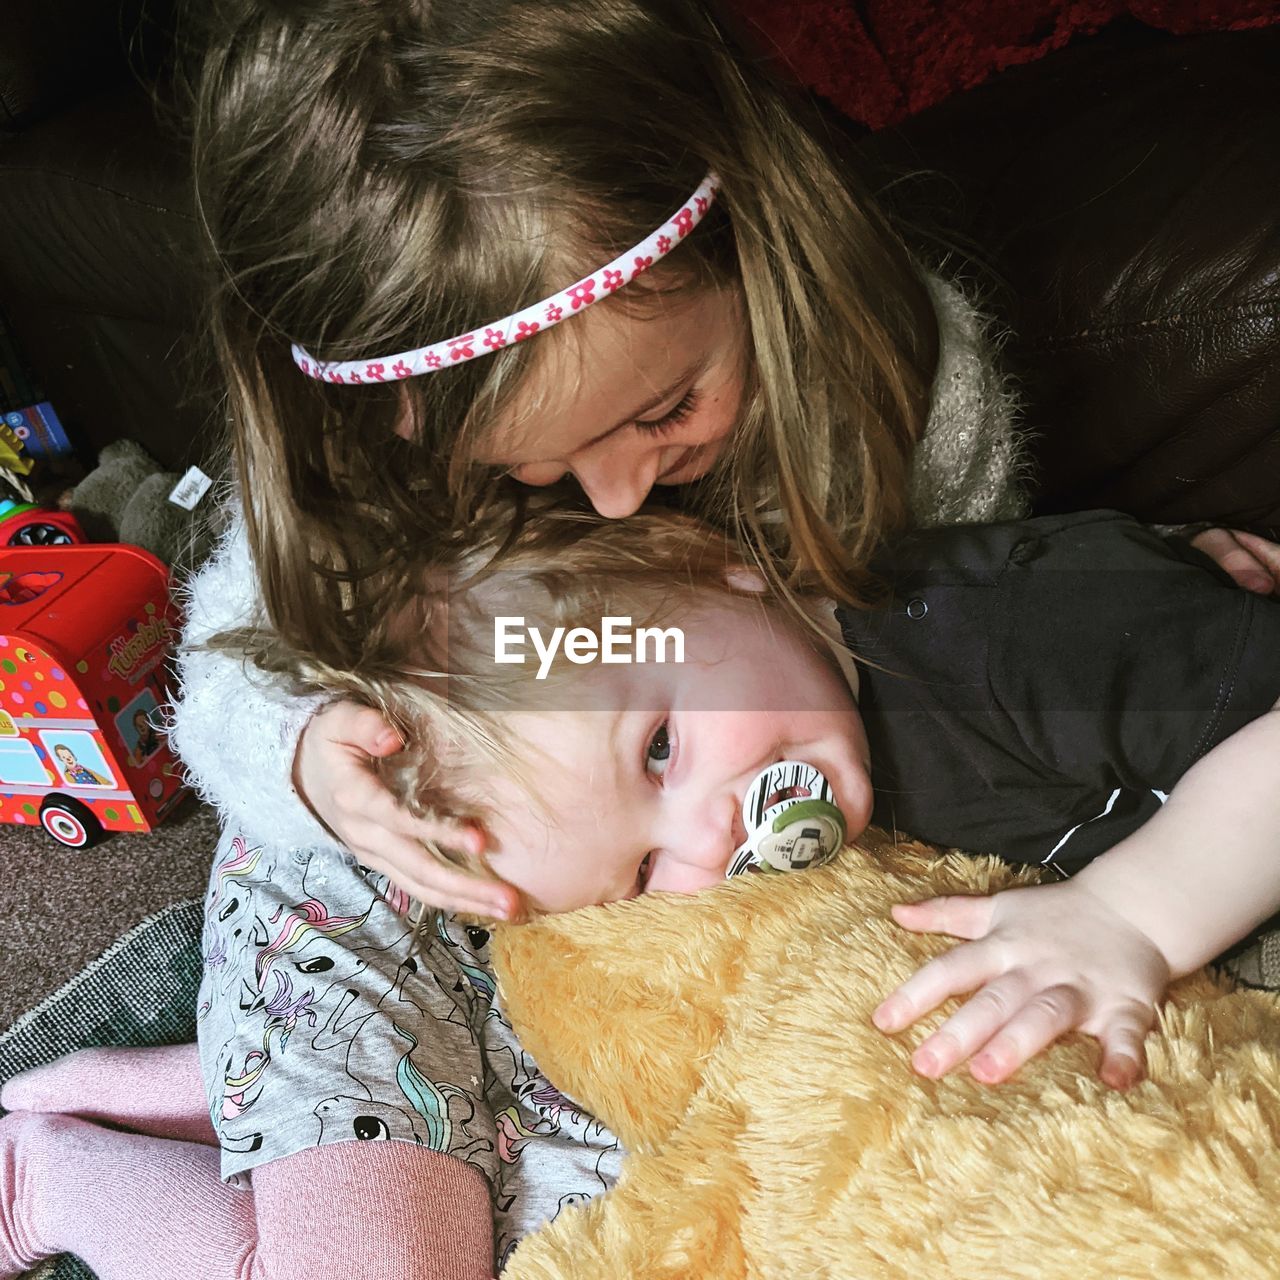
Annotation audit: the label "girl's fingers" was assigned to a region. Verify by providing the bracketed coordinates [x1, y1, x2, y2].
[344, 775, 471, 853]
[323, 702, 399, 751]
[890, 894, 997, 941]
[408, 815, 487, 860]
[1232, 529, 1280, 590]
[1190, 527, 1276, 594]
[965, 984, 1086, 1084]
[368, 726, 406, 756]
[873, 940, 999, 1033]
[356, 831, 520, 920]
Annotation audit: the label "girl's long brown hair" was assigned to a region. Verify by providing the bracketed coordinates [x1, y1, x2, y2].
[188, 0, 937, 669]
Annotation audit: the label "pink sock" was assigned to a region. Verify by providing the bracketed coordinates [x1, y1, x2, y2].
[0, 1110, 254, 1280]
[0, 1110, 495, 1280]
[0, 1044, 214, 1146]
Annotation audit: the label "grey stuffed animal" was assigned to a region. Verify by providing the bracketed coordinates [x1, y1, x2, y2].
[65, 440, 219, 568]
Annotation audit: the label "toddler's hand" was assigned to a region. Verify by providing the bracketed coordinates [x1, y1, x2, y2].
[294, 701, 520, 921]
[1190, 527, 1280, 595]
[872, 881, 1171, 1089]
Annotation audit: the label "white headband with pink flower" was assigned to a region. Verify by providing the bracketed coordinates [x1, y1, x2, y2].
[291, 171, 721, 385]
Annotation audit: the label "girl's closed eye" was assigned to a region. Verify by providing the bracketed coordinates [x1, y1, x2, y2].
[634, 390, 700, 438]
[645, 720, 674, 779]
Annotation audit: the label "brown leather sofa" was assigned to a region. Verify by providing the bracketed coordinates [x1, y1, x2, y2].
[867, 22, 1280, 531]
[0, 6, 1276, 531]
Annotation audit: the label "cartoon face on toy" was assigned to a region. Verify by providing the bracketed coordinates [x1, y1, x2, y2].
[53, 743, 110, 787]
[757, 823, 825, 872]
[728, 761, 847, 878]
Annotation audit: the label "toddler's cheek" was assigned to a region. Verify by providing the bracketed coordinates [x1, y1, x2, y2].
[644, 859, 726, 896]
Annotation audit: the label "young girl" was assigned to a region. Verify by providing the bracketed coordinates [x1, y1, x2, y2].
[3, 504, 1276, 1279]
[49, 0, 1260, 1270]
[170, 0, 1279, 930]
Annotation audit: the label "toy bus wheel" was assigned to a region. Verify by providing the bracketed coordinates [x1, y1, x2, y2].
[9, 521, 77, 547]
[38, 796, 106, 849]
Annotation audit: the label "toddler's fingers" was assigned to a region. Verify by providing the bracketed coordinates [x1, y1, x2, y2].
[873, 939, 999, 1034]
[320, 702, 402, 754]
[401, 813, 487, 861]
[906, 972, 1034, 1078]
[890, 894, 996, 941]
[343, 777, 482, 858]
[966, 983, 1086, 1084]
[1093, 1007, 1155, 1090]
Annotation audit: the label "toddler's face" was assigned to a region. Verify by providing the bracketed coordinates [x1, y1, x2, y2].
[482, 595, 872, 914]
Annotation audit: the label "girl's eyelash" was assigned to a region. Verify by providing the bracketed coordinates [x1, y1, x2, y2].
[634, 390, 700, 437]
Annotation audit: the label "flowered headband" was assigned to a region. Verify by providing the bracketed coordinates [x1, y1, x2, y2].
[292, 171, 721, 385]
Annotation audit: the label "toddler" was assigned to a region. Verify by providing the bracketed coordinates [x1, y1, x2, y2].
[1, 504, 1275, 1279]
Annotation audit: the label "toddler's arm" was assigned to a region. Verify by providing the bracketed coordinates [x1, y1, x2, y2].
[873, 699, 1280, 1087]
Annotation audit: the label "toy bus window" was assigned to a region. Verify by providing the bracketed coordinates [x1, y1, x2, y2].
[116, 689, 164, 767]
[38, 730, 117, 789]
[0, 738, 55, 787]
[0, 570, 63, 605]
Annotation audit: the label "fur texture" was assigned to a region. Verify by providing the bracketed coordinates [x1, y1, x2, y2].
[494, 833, 1280, 1279]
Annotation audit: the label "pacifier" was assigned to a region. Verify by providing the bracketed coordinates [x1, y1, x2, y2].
[726, 760, 846, 879]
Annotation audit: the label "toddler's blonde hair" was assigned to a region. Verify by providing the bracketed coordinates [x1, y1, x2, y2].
[276, 503, 793, 851]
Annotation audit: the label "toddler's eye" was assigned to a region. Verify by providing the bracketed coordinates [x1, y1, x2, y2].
[645, 722, 672, 778]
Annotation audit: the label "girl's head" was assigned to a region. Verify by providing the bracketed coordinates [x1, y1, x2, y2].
[309, 505, 872, 917]
[193, 0, 938, 667]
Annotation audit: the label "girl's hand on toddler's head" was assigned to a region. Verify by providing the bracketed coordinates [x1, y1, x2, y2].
[294, 701, 520, 921]
[1190, 527, 1280, 596]
[871, 881, 1171, 1090]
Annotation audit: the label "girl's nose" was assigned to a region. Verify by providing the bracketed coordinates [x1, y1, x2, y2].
[572, 445, 662, 519]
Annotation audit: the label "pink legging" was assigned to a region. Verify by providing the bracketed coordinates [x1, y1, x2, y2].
[0, 1045, 494, 1280]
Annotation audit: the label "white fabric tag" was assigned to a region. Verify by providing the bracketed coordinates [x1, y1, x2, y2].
[168, 466, 214, 511]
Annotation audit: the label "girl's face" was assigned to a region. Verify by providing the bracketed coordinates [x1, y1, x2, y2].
[480, 595, 873, 915]
[473, 287, 748, 518]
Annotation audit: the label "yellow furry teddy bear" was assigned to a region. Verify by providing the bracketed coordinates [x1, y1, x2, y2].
[493, 833, 1280, 1279]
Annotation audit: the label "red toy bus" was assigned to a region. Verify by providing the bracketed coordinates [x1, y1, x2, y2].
[0, 543, 188, 847]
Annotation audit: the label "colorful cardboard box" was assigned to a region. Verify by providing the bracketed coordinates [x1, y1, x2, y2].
[0, 543, 188, 846]
[2, 402, 73, 462]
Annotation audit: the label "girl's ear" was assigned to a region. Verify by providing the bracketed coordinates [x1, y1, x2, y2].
[393, 391, 417, 442]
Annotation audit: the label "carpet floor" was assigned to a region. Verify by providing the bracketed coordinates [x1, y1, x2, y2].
[0, 796, 217, 1030]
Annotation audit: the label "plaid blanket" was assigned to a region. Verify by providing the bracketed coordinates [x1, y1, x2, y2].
[0, 899, 203, 1280]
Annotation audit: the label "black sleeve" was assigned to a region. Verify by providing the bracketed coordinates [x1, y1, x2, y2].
[844, 512, 1279, 874]
[988, 512, 1279, 793]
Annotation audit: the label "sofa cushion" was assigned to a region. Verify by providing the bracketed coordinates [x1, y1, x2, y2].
[866, 26, 1280, 531]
